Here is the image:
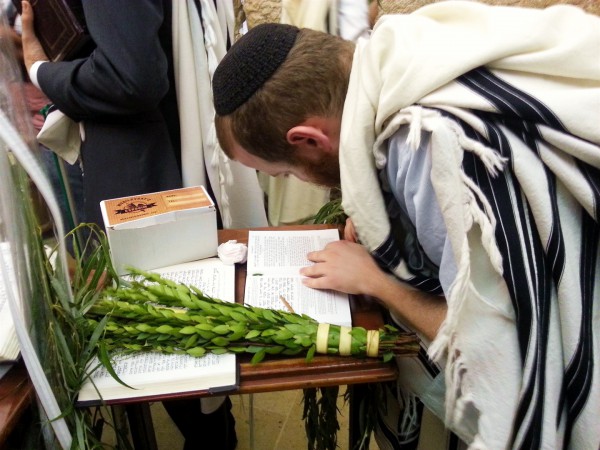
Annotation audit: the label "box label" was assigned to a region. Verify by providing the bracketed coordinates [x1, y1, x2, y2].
[103, 187, 213, 225]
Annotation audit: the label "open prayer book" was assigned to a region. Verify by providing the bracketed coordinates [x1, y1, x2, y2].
[76, 258, 237, 406]
[244, 229, 352, 327]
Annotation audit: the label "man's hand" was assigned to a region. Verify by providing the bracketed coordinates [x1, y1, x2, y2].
[343, 217, 358, 243]
[301, 240, 383, 295]
[301, 239, 447, 342]
[20, 0, 49, 72]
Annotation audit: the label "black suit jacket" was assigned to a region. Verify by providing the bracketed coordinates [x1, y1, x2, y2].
[36, 0, 182, 226]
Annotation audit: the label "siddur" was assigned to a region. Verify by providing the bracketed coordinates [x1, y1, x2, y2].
[12, 0, 91, 62]
[244, 229, 352, 327]
[77, 258, 237, 405]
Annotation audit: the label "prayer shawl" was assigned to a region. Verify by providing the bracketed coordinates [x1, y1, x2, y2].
[339, 2, 600, 448]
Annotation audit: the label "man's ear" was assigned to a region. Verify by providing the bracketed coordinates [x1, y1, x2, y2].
[286, 125, 334, 160]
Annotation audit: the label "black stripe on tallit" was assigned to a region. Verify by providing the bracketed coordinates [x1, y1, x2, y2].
[499, 118, 566, 286]
[478, 105, 597, 449]
[373, 185, 444, 295]
[457, 118, 534, 360]
[372, 234, 443, 295]
[457, 70, 570, 449]
[457, 116, 551, 450]
[562, 212, 598, 448]
[576, 161, 600, 222]
[457, 67, 567, 132]
[373, 233, 404, 269]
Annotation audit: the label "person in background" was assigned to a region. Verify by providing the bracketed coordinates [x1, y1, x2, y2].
[211, 4, 600, 449]
[19, 1, 237, 448]
[2, 0, 84, 236]
[20, 0, 182, 228]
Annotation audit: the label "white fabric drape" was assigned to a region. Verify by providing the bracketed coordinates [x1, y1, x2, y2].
[340, 2, 600, 448]
[172, 0, 267, 229]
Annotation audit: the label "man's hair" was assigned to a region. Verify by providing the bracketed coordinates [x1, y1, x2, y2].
[215, 28, 354, 163]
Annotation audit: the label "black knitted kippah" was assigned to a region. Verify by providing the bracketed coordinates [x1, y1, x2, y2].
[213, 23, 300, 116]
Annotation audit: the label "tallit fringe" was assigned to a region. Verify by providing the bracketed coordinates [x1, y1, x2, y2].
[437, 336, 491, 450]
[428, 241, 470, 361]
[396, 383, 420, 437]
[426, 117, 507, 450]
[429, 116, 505, 361]
[210, 130, 233, 228]
[401, 109, 506, 275]
[469, 435, 490, 450]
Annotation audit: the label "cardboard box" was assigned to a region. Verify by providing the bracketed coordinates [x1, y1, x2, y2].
[100, 186, 218, 275]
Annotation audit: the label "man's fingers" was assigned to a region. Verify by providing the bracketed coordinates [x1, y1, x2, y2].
[299, 264, 323, 277]
[306, 250, 325, 262]
[301, 276, 328, 290]
[20, 1, 34, 35]
[20, 0, 49, 71]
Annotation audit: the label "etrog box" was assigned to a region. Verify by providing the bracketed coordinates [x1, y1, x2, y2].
[100, 186, 218, 275]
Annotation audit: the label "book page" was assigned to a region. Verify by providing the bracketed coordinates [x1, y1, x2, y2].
[245, 275, 351, 327]
[79, 352, 234, 402]
[78, 258, 237, 404]
[244, 229, 352, 327]
[246, 228, 340, 275]
[151, 257, 234, 302]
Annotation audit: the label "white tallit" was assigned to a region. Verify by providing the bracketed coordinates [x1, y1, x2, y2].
[172, 0, 267, 229]
[340, 2, 600, 448]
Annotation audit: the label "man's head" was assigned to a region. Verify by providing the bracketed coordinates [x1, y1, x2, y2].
[212, 23, 354, 188]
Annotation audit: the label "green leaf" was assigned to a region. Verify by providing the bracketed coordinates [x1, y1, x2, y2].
[81, 315, 109, 364]
[179, 326, 198, 335]
[97, 343, 136, 390]
[211, 337, 230, 346]
[250, 348, 267, 364]
[274, 328, 294, 340]
[264, 345, 285, 354]
[227, 330, 246, 341]
[187, 347, 206, 357]
[246, 345, 265, 354]
[284, 324, 307, 334]
[135, 323, 152, 333]
[211, 348, 228, 355]
[262, 309, 277, 322]
[261, 329, 276, 337]
[229, 311, 248, 322]
[155, 325, 174, 334]
[212, 324, 230, 334]
[245, 330, 261, 339]
[305, 344, 316, 362]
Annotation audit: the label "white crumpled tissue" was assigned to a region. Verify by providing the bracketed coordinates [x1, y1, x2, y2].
[217, 240, 248, 265]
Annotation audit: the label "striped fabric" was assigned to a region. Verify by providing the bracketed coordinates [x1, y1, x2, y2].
[338, 3, 600, 448]
[454, 68, 600, 449]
